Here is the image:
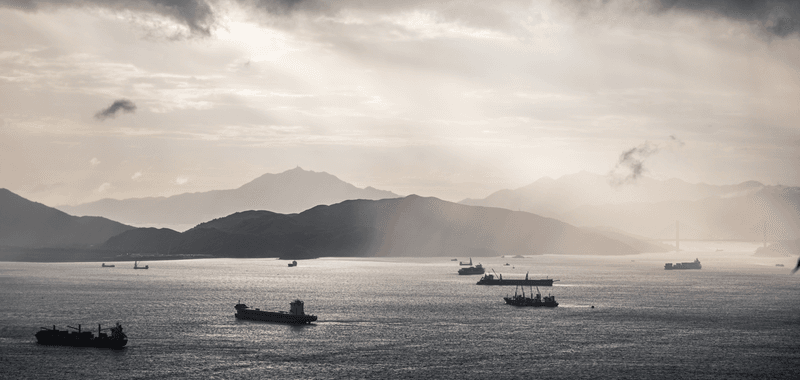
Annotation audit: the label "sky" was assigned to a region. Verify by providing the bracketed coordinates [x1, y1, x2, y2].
[1, 0, 799, 207]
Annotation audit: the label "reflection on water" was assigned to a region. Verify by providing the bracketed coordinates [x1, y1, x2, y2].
[1, 245, 799, 379]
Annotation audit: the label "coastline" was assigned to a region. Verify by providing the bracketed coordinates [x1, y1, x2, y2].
[0, 247, 213, 263]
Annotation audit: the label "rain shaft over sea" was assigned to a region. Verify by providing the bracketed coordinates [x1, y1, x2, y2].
[1, 241, 799, 379]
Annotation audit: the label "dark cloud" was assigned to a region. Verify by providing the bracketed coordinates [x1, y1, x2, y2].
[568, 0, 800, 38]
[0, 1, 324, 36]
[4, 0, 798, 39]
[95, 99, 137, 120]
[608, 141, 660, 186]
[654, 0, 800, 37]
[607, 135, 687, 186]
[0, 0, 525, 37]
[0, 0, 217, 36]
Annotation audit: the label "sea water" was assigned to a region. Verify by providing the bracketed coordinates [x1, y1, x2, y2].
[1, 242, 799, 379]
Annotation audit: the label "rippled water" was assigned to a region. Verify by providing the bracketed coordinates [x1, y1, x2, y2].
[1, 242, 799, 379]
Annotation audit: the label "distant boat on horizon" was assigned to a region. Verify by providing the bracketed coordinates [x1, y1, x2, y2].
[288, 260, 297, 267]
[477, 271, 556, 286]
[101, 263, 115, 268]
[134, 261, 149, 270]
[664, 258, 701, 270]
[459, 258, 473, 266]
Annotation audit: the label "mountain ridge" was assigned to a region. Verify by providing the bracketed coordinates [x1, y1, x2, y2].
[460, 171, 766, 218]
[560, 186, 800, 241]
[57, 167, 400, 229]
[0, 188, 134, 248]
[102, 195, 661, 258]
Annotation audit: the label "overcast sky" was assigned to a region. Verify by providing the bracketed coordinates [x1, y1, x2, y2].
[1, 0, 799, 206]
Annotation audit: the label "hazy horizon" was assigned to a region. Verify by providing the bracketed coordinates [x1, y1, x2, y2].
[2, 0, 799, 207]
[47, 167, 781, 208]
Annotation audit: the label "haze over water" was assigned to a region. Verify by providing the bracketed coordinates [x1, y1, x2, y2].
[2, 242, 799, 379]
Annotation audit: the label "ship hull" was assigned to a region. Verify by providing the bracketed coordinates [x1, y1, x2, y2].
[477, 279, 555, 286]
[235, 311, 317, 324]
[664, 261, 701, 270]
[35, 332, 127, 349]
[503, 297, 558, 307]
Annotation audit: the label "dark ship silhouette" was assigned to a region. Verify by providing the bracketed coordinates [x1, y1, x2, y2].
[458, 263, 485, 275]
[664, 258, 701, 270]
[101, 263, 115, 267]
[234, 300, 317, 324]
[504, 286, 558, 307]
[476, 271, 556, 286]
[134, 261, 149, 269]
[35, 323, 127, 349]
[288, 260, 297, 267]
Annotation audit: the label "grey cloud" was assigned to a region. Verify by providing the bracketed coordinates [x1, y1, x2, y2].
[95, 99, 137, 120]
[6, 0, 798, 38]
[608, 141, 660, 186]
[0, 0, 216, 36]
[0, 0, 527, 37]
[654, 0, 800, 37]
[607, 135, 687, 186]
[568, 0, 800, 38]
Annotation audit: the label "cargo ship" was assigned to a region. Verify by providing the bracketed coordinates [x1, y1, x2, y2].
[664, 258, 701, 270]
[503, 286, 558, 307]
[234, 300, 317, 324]
[133, 261, 148, 269]
[101, 263, 115, 267]
[458, 263, 485, 275]
[288, 260, 297, 267]
[476, 271, 556, 286]
[459, 258, 474, 266]
[35, 323, 127, 349]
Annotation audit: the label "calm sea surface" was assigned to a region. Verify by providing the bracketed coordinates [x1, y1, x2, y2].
[2, 241, 799, 379]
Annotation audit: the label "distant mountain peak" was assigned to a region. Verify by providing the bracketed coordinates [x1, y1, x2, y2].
[58, 168, 400, 229]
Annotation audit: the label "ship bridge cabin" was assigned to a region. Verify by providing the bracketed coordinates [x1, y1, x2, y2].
[290, 300, 306, 315]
